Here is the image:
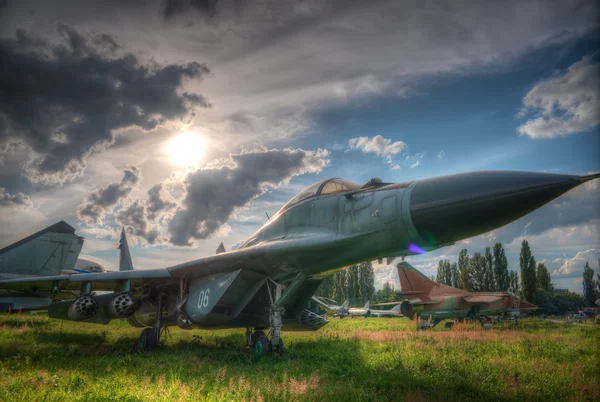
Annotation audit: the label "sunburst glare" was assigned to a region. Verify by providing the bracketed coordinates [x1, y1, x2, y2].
[168, 132, 205, 167]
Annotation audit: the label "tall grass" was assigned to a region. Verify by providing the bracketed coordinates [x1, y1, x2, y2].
[0, 313, 598, 401]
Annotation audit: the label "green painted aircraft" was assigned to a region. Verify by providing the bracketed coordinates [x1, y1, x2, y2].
[374, 262, 538, 329]
[0, 171, 598, 355]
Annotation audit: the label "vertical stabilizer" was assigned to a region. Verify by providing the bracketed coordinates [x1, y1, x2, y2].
[342, 299, 349, 309]
[119, 228, 134, 271]
[364, 300, 370, 309]
[216, 242, 226, 254]
[0, 221, 83, 277]
[397, 262, 465, 297]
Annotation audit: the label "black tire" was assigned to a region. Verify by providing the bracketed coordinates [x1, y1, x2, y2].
[135, 328, 157, 352]
[251, 332, 269, 357]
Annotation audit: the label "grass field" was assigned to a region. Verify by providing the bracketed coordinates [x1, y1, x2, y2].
[0, 313, 598, 401]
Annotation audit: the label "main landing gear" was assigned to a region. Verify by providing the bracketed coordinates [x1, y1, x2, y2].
[246, 280, 286, 357]
[135, 292, 164, 352]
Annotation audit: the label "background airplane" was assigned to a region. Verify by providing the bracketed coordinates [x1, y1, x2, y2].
[0, 171, 596, 355]
[369, 304, 403, 318]
[349, 300, 371, 317]
[384, 261, 538, 328]
[311, 296, 349, 317]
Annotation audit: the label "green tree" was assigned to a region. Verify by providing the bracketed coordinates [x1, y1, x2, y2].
[359, 261, 375, 303]
[443, 259, 452, 286]
[374, 282, 400, 303]
[484, 247, 495, 291]
[536, 263, 552, 293]
[468, 252, 487, 291]
[450, 262, 459, 288]
[508, 270, 520, 295]
[332, 269, 348, 303]
[493, 243, 509, 291]
[436, 260, 446, 284]
[458, 249, 470, 290]
[582, 262, 597, 307]
[520, 240, 534, 301]
[315, 275, 334, 298]
[347, 265, 360, 305]
[526, 256, 537, 302]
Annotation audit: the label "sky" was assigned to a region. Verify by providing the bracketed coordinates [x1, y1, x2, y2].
[0, 0, 598, 293]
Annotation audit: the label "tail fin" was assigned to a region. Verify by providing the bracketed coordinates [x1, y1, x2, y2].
[0, 221, 83, 277]
[216, 242, 226, 254]
[364, 300, 370, 309]
[397, 262, 464, 297]
[391, 303, 402, 312]
[118, 228, 134, 271]
[342, 299, 349, 309]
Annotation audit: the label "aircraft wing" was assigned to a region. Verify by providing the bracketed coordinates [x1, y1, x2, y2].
[312, 296, 335, 313]
[463, 295, 503, 304]
[0, 235, 329, 294]
[0, 269, 172, 293]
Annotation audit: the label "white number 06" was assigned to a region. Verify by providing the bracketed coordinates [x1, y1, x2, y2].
[197, 288, 210, 309]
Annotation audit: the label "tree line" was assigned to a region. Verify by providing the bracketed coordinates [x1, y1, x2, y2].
[315, 261, 376, 306]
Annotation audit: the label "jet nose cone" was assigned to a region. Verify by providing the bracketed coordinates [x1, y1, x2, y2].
[409, 171, 587, 247]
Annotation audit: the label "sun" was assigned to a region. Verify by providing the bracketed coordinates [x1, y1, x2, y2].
[168, 132, 205, 167]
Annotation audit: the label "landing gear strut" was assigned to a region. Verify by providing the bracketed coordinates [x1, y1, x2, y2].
[248, 280, 286, 357]
[135, 292, 164, 352]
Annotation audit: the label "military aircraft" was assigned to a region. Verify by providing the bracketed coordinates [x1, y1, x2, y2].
[369, 303, 403, 318]
[386, 261, 538, 328]
[348, 300, 371, 317]
[0, 171, 597, 355]
[311, 296, 349, 317]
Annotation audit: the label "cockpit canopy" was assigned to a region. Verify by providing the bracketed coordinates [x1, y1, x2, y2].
[279, 178, 360, 213]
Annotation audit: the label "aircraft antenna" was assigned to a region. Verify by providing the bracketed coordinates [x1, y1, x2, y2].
[265, 212, 270, 220]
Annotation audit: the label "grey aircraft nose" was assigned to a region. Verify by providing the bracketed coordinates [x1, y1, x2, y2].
[409, 171, 598, 247]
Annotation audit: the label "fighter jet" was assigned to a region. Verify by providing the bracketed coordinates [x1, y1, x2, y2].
[391, 262, 538, 328]
[0, 171, 597, 355]
[369, 304, 403, 318]
[311, 296, 349, 317]
[349, 300, 371, 317]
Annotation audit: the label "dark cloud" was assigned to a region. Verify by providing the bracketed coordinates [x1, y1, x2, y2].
[168, 147, 330, 246]
[0, 24, 210, 185]
[146, 183, 177, 220]
[116, 200, 160, 245]
[161, 0, 221, 19]
[113, 183, 177, 244]
[77, 165, 141, 224]
[0, 188, 31, 207]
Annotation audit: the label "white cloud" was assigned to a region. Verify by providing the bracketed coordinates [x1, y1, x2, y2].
[349, 135, 407, 169]
[544, 248, 600, 278]
[437, 150, 445, 161]
[518, 54, 600, 139]
[349, 135, 407, 158]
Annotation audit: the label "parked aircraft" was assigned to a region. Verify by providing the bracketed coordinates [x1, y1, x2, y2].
[349, 300, 371, 317]
[0, 171, 597, 355]
[369, 303, 403, 318]
[311, 296, 349, 317]
[388, 261, 538, 328]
